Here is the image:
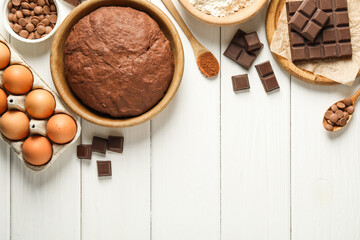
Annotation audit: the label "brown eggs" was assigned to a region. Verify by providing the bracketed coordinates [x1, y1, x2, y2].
[26, 89, 56, 119]
[0, 89, 7, 115]
[47, 114, 77, 144]
[0, 110, 29, 140]
[3, 65, 33, 94]
[0, 42, 11, 69]
[22, 136, 53, 166]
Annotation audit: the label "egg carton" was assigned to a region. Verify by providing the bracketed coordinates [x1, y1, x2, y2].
[0, 34, 81, 172]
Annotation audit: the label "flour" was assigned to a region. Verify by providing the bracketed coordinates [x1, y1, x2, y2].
[189, 0, 255, 17]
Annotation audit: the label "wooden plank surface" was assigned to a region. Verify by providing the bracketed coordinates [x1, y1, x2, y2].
[151, 1, 221, 239]
[291, 78, 360, 240]
[220, 7, 291, 240]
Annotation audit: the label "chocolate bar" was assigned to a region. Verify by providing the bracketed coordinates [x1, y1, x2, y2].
[286, 0, 352, 62]
[288, 0, 329, 42]
[244, 32, 263, 51]
[255, 61, 279, 93]
[232, 74, 250, 92]
[224, 30, 263, 69]
[97, 161, 112, 177]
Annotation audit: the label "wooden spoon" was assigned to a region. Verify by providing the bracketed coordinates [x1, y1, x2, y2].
[323, 88, 360, 132]
[161, 0, 219, 77]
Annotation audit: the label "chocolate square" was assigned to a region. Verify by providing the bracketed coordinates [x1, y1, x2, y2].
[77, 145, 92, 160]
[288, 0, 329, 42]
[255, 61, 279, 93]
[92, 136, 108, 154]
[231, 74, 250, 92]
[107, 136, 124, 153]
[97, 161, 112, 177]
[243, 32, 262, 51]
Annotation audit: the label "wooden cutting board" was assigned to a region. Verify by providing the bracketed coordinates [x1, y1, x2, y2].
[265, 0, 357, 85]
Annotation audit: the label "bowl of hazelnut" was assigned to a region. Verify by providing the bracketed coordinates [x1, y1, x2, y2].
[2, 0, 60, 43]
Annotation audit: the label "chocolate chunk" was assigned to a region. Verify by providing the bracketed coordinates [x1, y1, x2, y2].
[92, 136, 107, 154]
[336, 101, 345, 109]
[107, 136, 124, 153]
[335, 109, 343, 118]
[288, 0, 329, 42]
[224, 30, 263, 69]
[63, 0, 80, 6]
[255, 61, 280, 93]
[231, 74, 250, 92]
[243, 32, 262, 51]
[325, 124, 334, 131]
[329, 113, 338, 123]
[324, 110, 333, 120]
[77, 145, 92, 160]
[97, 161, 112, 177]
[286, 0, 352, 62]
[330, 104, 338, 112]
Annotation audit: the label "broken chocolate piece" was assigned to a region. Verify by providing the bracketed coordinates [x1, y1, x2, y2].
[224, 30, 263, 69]
[255, 61, 280, 93]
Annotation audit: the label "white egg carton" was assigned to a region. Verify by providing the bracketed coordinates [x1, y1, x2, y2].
[0, 34, 81, 172]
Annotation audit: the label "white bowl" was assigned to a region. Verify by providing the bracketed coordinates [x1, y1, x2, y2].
[2, 0, 61, 43]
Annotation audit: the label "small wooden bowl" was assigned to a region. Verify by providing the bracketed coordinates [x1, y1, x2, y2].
[50, 0, 184, 128]
[178, 0, 268, 26]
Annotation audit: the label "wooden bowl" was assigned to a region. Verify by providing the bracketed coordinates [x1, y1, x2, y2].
[50, 0, 184, 128]
[178, 0, 268, 26]
[266, 0, 340, 85]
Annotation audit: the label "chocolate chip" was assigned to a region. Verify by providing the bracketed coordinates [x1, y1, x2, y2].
[324, 110, 332, 120]
[45, 25, 52, 34]
[34, 5, 42, 14]
[8, 1, 13, 10]
[335, 110, 343, 118]
[330, 113, 338, 123]
[12, 0, 21, 6]
[344, 111, 349, 120]
[25, 23, 34, 31]
[330, 104, 338, 112]
[343, 97, 352, 106]
[41, 18, 49, 25]
[19, 29, 29, 38]
[13, 23, 22, 33]
[49, 14, 56, 23]
[18, 17, 27, 26]
[37, 0, 45, 6]
[20, 2, 30, 9]
[43, 5, 50, 14]
[338, 117, 347, 127]
[28, 32, 34, 39]
[50, 4, 55, 11]
[336, 101, 346, 109]
[346, 105, 354, 115]
[22, 9, 31, 16]
[16, 10, 23, 18]
[325, 124, 334, 131]
[36, 24, 45, 34]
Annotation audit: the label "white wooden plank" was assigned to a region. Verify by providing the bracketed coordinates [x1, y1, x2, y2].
[9, 2, 81, 240]
[291, 78, 360, 240]
[151, 1, 220, 239]
[81, 121, 151, 240]
[221, 8, 291, 240]
[0, 19, 12, 240]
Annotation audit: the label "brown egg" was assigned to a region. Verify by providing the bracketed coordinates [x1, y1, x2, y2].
[47, 114, 77, 144]
[22, 136, 53, 166]
[0, 111, 29, 140]
[0, 42, 11, 69]
[3, 65, 33, 94]
[0, 89, 7, 115]
[26, 89, 55, 119]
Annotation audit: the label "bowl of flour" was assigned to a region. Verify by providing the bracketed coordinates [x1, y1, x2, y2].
[179, 0, 268, 25]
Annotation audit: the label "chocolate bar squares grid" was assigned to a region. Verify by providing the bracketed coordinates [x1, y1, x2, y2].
[224, 30, 263, 69]
[288, 0, 329, 42]
[286, 0, 352, 62]
[255, 61, 280, 93]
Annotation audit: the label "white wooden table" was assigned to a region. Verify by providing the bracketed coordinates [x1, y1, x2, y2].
[1, 0, 360, 239]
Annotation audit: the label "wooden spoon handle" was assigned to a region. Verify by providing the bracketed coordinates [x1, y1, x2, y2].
[351, 87, 360, 103]
[161, 0, 202, 49]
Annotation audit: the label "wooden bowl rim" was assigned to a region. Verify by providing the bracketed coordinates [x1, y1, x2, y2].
[51, 0, 184, 128]
[265, 0, 339, 85]
[178, 0, 268, 26]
